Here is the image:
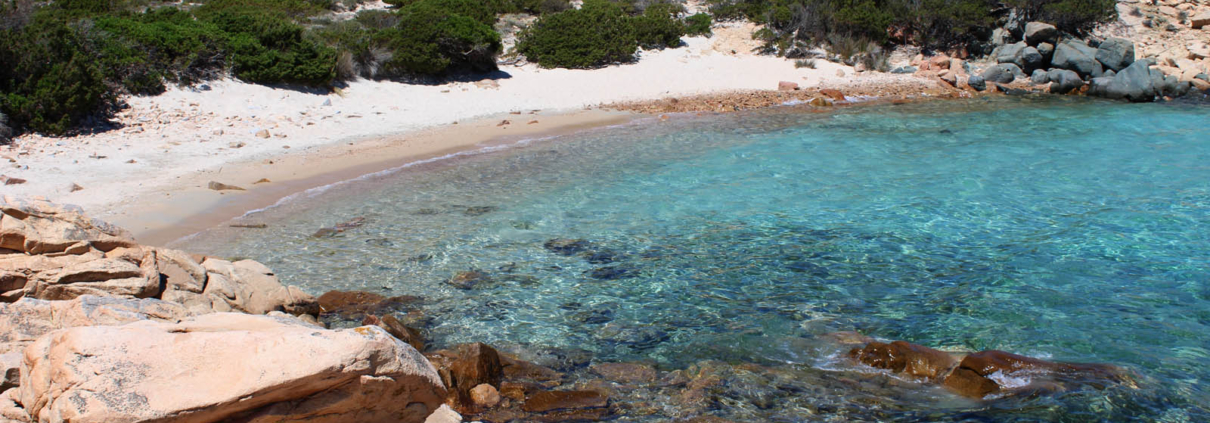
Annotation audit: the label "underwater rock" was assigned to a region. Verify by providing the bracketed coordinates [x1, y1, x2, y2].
[310, 216, 366, 237]
[581, 249, 622, 264]
[587, 265, 640, 280]
[317, 290, 421, 318]
[785, 261, 830, 277]
[446, 270, 494, 290]
[571, 307, 615, 324]
[463, 206, 498, 216]
[847, 339, 1134, 400]
[522, 390, 609, 413]
[544, 238, 592, 255]
[590, 362, 658, 384]
[849, 341, 957, 382]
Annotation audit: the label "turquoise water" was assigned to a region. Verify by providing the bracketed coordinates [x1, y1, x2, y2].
[179, 97, 1210, 421]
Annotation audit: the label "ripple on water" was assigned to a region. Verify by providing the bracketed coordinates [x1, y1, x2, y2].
[179, 97, 1210, 421]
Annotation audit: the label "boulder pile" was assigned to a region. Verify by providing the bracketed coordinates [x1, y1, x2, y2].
[970, 20, 1209, 101]
[0, 197, 447, 423]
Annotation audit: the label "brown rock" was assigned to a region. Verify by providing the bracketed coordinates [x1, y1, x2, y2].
[929, 54, 951, 69]
[207, 181, 245, 191]
[941, 350, 1129, 399]
[1, 197, 135, 254]
[255, 129, 271, 138]
[501, 354, 564, 382]
[777, 81, 799, 91]
[470, 383, 501, 407]
[15, 313, 445, 423]
[446, 270, 493, 290]
[428, 343, 504, 407]
[0, 176, 25, 186]
[69, 183, 83, 192]
[522, 390, 608, 413]
[590, 362, 657, 384]
[849, 340, 958, 382]
[380, 314, 426, 352]
[819, 89, 846, 101]
[317, 290, 421, 318]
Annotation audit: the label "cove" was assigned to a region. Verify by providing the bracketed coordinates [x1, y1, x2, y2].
[177, 96, 1210, 421]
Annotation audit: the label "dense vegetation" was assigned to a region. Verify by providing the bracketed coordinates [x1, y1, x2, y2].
[0, 0, 512, 136]
[707, 0, 1115, 60]
[0, 0, 1116, 138]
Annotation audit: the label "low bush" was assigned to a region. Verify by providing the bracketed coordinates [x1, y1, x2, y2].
[632, 3, 686, 49]
[518, 0, 638, 68]
[372, 0, 501, 76]
[0, 14, 110, 134]
[684, 12, 712, 36]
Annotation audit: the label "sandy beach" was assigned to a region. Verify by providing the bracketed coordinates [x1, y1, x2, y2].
[0, 22, 940, 244]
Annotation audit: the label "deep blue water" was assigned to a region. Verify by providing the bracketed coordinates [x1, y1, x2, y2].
[180, 96, 1210, 421]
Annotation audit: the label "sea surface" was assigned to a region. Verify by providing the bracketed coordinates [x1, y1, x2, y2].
[179, 96, 1210, 421]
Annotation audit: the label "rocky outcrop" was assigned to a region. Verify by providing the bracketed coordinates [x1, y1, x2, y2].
[12, 313, 445, 423]
[1052, 39, 1104, 78]
[0, 197, 319, 319]
[1023, 22, 1057, 46]
[1096, 37, 1136, 72]
[849, 339, 1133, 399]
[1047, 69, 1085, 94]
[982, 63, 1024, 83]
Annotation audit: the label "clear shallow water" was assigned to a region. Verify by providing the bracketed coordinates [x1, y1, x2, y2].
[180, 97, 1210, 421]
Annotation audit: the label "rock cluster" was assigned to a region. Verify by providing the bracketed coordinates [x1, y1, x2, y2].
[0, 198, 446, 423]
[972, 18, 1209, 101]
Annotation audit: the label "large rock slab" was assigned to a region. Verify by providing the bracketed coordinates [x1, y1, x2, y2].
[13, 313, 445, 423]
[1091, 59, 1158, 102]
[0, 197, 135, 255]
[1095, 38, 1135, 72]
[1047, 69, 1085, 94]
[1052, 39, 1103, 77]
[0, 296, 193, 355]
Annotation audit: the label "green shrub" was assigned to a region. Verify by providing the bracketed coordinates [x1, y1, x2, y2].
[93, 8, 229, 90]
[0, 15, 110, 134]
[632, 3, 685, 49]
[517, 0, 644, 68]
[684, 12, 712, 36]
[373, 0, 501, 76]
[202, 6, 337, 84]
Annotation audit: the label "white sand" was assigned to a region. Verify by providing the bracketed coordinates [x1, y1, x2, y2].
[0, 22, 931, 241]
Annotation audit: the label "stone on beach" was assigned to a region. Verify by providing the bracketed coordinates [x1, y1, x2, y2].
[207, 181, 245, 191]
[981, 63, 1024, 83]
[777, 81, 799, 91]
[1096, 38, 1136, 72]
[1023, 22, 1057, 46]
[1052, 39, 1103, 78]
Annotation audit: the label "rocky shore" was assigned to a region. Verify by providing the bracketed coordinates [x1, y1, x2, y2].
[0, 197, 1143, 422]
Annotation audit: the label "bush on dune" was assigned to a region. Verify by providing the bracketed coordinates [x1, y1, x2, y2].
[518, 0, 638, 68]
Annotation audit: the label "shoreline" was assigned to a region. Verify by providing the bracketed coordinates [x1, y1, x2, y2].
[126, 109, 638, 246]
[1, 26, 959, 246]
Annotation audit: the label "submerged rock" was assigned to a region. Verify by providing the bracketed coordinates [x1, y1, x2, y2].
[522, 390, 609, 413]
[446, 270, 495, 290]
[543, 238, 591, 255]
[426, 343, 504, 412]
[847, 338, 1133, 400]
[587, 265, 640, 280]
[317, 290, 421, 318]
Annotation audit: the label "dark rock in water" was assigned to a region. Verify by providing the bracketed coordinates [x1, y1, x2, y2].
[406, 253, 433, 262]
[1000, 85, 1030, 96]
[571, 307, 615, 324]
[522, 390, 608, 413]
[311, 216, 367, 237]
[1030, 69, 1049, 85]
[785, 261, 830, 277]
[1052, 39, 1103, 77]
[497, 344, 593, 373]
[364, 238, 393, 247]
[587, 265, 640, 280]
[447, 270, 495, 290]
[967, 75, 987, 91]
[939, 129, 954, 135]
[1095, 37, 1135, 72]
[981, 63, 1023, 84]
[317, 290, 421, 318]
[1024, 22, 1057, 46]
[544, 238, 591, 255]
[849, 341, 957, 382]
[581, 249, 622, 264]
[497, 262, 518, 272]
[413, 208, 440, 215]
[463, 206, 498, 216]
[1047, 69, 1084, 94]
